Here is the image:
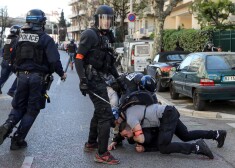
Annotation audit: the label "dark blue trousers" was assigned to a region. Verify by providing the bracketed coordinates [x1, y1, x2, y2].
[6, 72, 45, 139]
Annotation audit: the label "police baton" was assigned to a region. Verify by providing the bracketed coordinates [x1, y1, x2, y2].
[88, 91, 118, 109]
[64, 55, 71, 73]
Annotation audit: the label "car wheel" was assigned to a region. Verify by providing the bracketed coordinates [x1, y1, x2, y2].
[193, 90, 206, 111]
[170, 82, 179, 99]
[156, 76, 165, 92]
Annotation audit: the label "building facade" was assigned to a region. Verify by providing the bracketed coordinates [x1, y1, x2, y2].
[67, 0, 235, 41]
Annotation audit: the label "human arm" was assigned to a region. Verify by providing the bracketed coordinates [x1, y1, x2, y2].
[75, 30, 98, 95]
[108, 133, 124, 151]
[44, 35, 66, 79]
[132, 123, 145, 144]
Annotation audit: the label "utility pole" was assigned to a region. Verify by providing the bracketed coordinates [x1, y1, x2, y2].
[130, 0, 133, 13]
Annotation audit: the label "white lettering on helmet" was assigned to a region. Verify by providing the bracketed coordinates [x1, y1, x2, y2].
[19, 33, 39, 43]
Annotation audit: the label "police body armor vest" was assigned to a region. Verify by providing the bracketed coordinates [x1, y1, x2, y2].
[15, 32, 44, 66]
[3, 36, 16, 60]
[85, 28, 115, 71]
[67, 43, 76, 53]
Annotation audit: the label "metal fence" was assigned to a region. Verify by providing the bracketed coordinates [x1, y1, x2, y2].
[213, 30, 235, 52]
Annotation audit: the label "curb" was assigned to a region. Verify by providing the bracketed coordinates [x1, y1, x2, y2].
[156, 93, 235, 120]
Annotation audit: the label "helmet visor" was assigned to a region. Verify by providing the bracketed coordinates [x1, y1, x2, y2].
[98, 14, 114, 30]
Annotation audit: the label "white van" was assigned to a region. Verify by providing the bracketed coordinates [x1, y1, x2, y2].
[121, 41, 153, 73]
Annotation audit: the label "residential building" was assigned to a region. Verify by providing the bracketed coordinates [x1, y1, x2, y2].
[132, 0, 235, 39]
[67, 0, 99, 41]
[66, 0, 235, 41]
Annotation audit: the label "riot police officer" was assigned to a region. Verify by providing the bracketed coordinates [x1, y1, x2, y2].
[0, 25, 21, 95]
[75, 5, 120, 165]
[0, 9, 66, 150]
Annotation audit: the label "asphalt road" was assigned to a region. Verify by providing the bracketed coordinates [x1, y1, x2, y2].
[0, 51, 235, 168]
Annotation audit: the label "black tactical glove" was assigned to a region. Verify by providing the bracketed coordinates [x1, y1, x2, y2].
[80, 77, 89, 96]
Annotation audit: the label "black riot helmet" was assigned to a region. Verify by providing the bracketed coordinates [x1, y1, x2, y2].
[23, 9, 47, 31]
[94, 5, 114, 30]
[10, 25, 21, 36]
[139, 75, 157, 92]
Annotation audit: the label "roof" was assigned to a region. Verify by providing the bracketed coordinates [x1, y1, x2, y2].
[157, 51, 190, 56]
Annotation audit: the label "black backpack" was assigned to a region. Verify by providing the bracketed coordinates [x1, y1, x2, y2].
[119, 90, 155, 113]
[118, 90, 155, 125]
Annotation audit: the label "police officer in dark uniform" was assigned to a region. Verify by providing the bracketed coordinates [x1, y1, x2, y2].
[0, 9, 66, 150]
[75, 5, 119, 165]
[114, 72, 158, 104]
[0, 25, 21, 95]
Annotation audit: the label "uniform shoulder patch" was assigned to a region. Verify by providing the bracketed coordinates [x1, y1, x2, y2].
[126, 72, 139, 81]
[19, 33, 39, 43]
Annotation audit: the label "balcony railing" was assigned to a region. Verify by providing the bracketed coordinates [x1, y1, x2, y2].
[67, 25, 86, 32]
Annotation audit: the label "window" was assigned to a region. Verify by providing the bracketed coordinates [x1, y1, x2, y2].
[153, 54, 160, 63]
[188, 55, 203, 72]
[179, 55, 193, 71]
[167, 54, 188, 61]
[206, 54, 235, 70]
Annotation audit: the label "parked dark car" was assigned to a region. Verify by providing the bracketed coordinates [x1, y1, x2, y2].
[170, 52, 235, 111]
[145, 51, 190, 92]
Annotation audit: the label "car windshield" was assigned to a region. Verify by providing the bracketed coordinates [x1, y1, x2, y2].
[166, 54, 187, 61]
[206, 54, 235, 70]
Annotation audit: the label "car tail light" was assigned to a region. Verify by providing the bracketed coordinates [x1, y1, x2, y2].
[200, 79, 215, 86]
[131, 49, 134, 65]
[160, 66, 172, 72]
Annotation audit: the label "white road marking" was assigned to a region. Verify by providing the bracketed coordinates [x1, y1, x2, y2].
[227, 123, 235, 128]
[21, 156, 34, 168]
[0, 95, 12, 100]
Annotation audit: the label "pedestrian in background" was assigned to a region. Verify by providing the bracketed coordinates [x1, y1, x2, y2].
[75, 5, 120, 165]
[66, 39, 77, 70]
[174, 41, 184, 51]
[0, 9, 66, 150]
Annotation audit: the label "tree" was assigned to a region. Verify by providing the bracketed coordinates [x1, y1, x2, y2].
[151, 0, 182, 57]
[0, 7, 12, 48]
[190, 0, 235, 29]
[58, 10, 67, 42]
[110, 0, 129, 42]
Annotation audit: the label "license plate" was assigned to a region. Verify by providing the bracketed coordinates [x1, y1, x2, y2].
[223, 76, 235, 81]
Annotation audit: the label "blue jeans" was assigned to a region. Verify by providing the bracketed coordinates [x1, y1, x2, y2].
[68, 52, 75, 63]
[0, 59, 12, 89]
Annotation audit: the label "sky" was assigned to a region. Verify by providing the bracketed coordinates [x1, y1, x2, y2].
[0, 0, 72, 19]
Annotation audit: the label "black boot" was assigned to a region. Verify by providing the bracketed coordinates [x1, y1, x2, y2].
[10, 133, 27, 150]
[215, 130, 227, 148]
[195, 139, 214, 159]
[0, 123, 13, 145]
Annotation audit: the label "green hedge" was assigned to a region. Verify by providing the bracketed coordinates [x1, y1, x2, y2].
[151, 29, 211, 52]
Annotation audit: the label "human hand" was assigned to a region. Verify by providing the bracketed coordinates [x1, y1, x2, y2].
[135, 144, 145, 153]
[108, 142, 117, 151]
[61, 73, 67, 81]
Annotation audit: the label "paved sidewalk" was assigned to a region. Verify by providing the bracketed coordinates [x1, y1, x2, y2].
[157, 93, 235, 120]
